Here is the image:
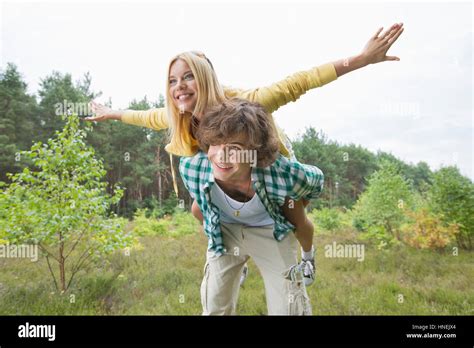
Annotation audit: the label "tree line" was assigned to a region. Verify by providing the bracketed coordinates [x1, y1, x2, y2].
[1, 63, 472, 249]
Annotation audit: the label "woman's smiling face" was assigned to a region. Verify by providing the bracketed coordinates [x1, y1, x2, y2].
[169, 59, 198, 114]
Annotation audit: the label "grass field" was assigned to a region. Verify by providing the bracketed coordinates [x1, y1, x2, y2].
[0, 220, 473, 315]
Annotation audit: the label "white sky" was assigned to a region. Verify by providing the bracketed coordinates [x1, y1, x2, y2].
[1, 0, 472, 180]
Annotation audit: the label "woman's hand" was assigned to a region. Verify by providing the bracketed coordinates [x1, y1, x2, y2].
[360, 23, 404, 64]
[333, 23, 404, 77]
[84, 101, 122, 121]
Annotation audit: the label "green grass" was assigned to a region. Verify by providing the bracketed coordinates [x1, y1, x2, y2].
[0, 219, 473, 315]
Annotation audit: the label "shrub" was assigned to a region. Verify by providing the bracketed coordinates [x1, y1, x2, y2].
[359, 225, 399, 250]
[311, 208, 342, 231]
[0, 115, 133, 292]
[352, 160, 414, 241]
[148, 196, 179, 219]
[169, 209, 201, 237]
[132, 209, 171, 236]
[131, 208, 199, 238]
[401, 208, 459, 250]
[428, 167, 474, 250]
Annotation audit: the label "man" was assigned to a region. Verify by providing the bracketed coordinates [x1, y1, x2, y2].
[179, 98, 324, 315]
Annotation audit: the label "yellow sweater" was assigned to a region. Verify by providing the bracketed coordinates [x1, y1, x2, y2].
[121, 63, 338, 158]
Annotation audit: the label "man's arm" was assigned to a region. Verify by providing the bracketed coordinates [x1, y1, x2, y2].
[192, 199, 204, 224]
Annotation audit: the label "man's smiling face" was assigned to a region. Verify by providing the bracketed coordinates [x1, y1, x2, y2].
[207, 134, 252, 183]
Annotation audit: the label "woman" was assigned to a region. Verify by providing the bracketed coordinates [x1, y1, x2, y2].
[85, 23, 404, 285]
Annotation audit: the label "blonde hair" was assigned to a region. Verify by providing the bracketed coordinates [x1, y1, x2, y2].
[165, 51, 226, 154]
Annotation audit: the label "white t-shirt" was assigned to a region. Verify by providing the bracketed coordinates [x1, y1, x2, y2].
[210, 182, 275, 227]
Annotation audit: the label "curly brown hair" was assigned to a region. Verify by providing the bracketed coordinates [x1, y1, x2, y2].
[196, 98, 280, 168]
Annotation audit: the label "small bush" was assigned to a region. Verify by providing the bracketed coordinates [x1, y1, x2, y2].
[359, 225, 399, 250]
[401, 208, 459, 250]
[169, 209, 200, 237]
[148, 196, 180, 219]
[352, 214, 367, 232]
[132, 209, 171, 236]
[131, 208, 200, 238]
[351, 161, 414, 237]
[310, 208, 342, 231]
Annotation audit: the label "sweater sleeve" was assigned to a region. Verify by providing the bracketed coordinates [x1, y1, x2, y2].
[232, 63, 338, 113]
[121, 107, 169, 131]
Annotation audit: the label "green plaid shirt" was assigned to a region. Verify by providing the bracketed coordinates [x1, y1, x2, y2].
[179, 151, 324, 256]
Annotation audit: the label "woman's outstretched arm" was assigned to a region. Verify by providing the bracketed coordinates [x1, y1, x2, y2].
[333, 23, 404, 77]
[232, 22, 405, 113]
[85, 101, 124, 121]
[84, 101, 169, 130]
[85, 23, 404, 126]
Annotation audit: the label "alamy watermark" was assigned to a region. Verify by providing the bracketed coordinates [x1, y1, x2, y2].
[55, 100, 92, 116]
[379, 102, 421, 119]
[18, 322, 55, 341]
[217, 148, 258, 168]
[0, 243, 38, 262]
[324, 241, 365, 262]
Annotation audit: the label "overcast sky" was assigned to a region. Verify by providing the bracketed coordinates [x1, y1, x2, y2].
[1, 0, 472, 180]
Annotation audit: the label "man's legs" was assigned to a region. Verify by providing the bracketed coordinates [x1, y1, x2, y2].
[193, 200, 250, 287]
[243, 226, 312, 315]
[201, 222, 249, 315]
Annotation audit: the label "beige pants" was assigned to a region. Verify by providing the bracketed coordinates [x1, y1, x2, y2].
[201, 222, 312, 315]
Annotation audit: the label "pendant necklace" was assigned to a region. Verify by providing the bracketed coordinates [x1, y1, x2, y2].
[222, 179, 253, 217]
